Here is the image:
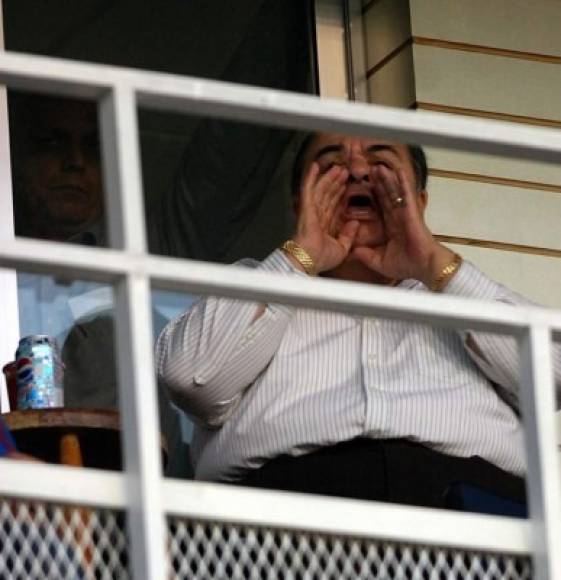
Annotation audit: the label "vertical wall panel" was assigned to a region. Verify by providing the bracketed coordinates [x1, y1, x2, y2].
[316, 0, 348, 99]
[364, 0, 411, 68]
[363, 0, 413, 106]
[367, 44, 414, 107]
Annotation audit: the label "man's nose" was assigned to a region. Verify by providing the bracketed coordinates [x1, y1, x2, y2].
[347, 156, 370, 182]
[62, 143, 86, 171]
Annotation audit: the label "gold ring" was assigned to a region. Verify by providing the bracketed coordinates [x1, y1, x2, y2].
[393, 196, 405, 207]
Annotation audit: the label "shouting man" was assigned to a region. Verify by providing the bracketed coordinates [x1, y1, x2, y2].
[156, 133, 561, 513]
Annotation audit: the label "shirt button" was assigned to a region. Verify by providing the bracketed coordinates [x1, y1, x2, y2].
[193, 375, 205, 386]
[368, 353, 377, 362]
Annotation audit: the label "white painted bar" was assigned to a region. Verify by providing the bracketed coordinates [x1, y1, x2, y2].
[1, 238, 561, 334]
[99, 87, 147, 252]
[0, 237, 127, 281]
[0, 458, 531, 555]
[518, 326, 561, 580]
[162, 479, 532, 555]
[0, 460, 127, 508]
[0, 267, 18, 410]
[103, 85, 166, 580]
[137, 77, 561, 165]
[114, 275, 167, 580]
[0, 51, 560, 163]
[0, 3, 19, 411]
[146, 255, 561, 334]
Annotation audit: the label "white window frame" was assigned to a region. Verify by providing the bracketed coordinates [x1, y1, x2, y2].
[0, 4, 19, 410]
[0, 46, 560, 580]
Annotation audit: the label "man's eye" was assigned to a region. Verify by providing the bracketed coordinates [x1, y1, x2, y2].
[321, 161, 345, 173]
[370, 160, 391, 169]
[34, 136, 64, 151]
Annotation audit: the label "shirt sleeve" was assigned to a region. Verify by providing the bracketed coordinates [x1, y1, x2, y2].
[155, 249, 305, 427]
[442, 260, 561, 409]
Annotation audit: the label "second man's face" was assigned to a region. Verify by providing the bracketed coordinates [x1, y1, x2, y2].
[299, 133, 424, 249]
[20, 100, 103, 240]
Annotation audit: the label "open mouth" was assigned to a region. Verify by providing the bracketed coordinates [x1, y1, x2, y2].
[347, 194, 372, 208]
[344, 193, 380, 219]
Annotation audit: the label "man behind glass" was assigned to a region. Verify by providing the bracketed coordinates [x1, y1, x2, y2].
[8, 92, 187, 474]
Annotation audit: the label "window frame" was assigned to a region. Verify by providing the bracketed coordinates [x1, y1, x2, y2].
[0, 5, 560, 580]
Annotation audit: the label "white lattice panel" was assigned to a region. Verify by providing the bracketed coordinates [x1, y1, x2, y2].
[167, 517, 532, 580]
[0, 500, 129, 580]
[0, 498, 534, 579]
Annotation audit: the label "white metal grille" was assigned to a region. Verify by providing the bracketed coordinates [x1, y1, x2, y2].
[167, 517, 532, 580]
[0, 499, 129, 579]
[1, 499, 532, 580]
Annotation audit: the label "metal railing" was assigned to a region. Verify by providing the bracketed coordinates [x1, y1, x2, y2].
[0, 50, 559, 579]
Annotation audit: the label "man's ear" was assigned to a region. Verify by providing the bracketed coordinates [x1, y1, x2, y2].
[417, 189, 429, 213]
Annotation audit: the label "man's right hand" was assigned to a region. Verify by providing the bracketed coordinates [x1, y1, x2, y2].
[292, 162, 358, 274]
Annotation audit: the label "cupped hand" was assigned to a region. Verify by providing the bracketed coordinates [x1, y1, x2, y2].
[352, 165, 453, 286]
[293, 162, 359, 273]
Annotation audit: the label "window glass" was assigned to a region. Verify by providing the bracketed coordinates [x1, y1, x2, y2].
[3, 0, 318, 479]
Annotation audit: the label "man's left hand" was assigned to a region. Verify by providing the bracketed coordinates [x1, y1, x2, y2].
[352, 165, 455, 288]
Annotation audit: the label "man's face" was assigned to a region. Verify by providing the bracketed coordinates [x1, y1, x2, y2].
[18, 100, 103, 240]
[298, 133, 426, 249]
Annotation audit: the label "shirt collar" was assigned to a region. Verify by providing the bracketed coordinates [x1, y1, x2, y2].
[67, 221, 106, 247]
[396, 278, 426, 291]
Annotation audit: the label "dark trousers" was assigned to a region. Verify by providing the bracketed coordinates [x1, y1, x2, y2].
[234, 438, 526, 515]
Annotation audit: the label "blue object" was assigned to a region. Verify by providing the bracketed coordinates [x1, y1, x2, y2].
[0, 416, 17, 457]
[444, 482, 527, 518]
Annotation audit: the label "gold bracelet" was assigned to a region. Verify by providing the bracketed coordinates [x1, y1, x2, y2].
[281, 240, 317, 276]
[430, 253, 463, 292]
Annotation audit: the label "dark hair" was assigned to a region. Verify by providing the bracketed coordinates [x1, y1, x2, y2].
[290, 132, 316, 197]
[408, 144, 428, 191]
[290, 132, 428, 196]
[8, 91, 98, 160]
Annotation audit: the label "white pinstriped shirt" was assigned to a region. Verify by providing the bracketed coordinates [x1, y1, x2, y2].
[156, 250, 561, 481]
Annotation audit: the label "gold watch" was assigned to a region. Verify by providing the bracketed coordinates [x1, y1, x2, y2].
[281, 240, 317, 276]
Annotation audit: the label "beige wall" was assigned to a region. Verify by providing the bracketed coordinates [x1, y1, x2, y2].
[363, 0, 561, 310]
[410, 0, 561, 57]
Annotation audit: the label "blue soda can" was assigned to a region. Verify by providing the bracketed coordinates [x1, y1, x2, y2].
[15, 335, 64, 410]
